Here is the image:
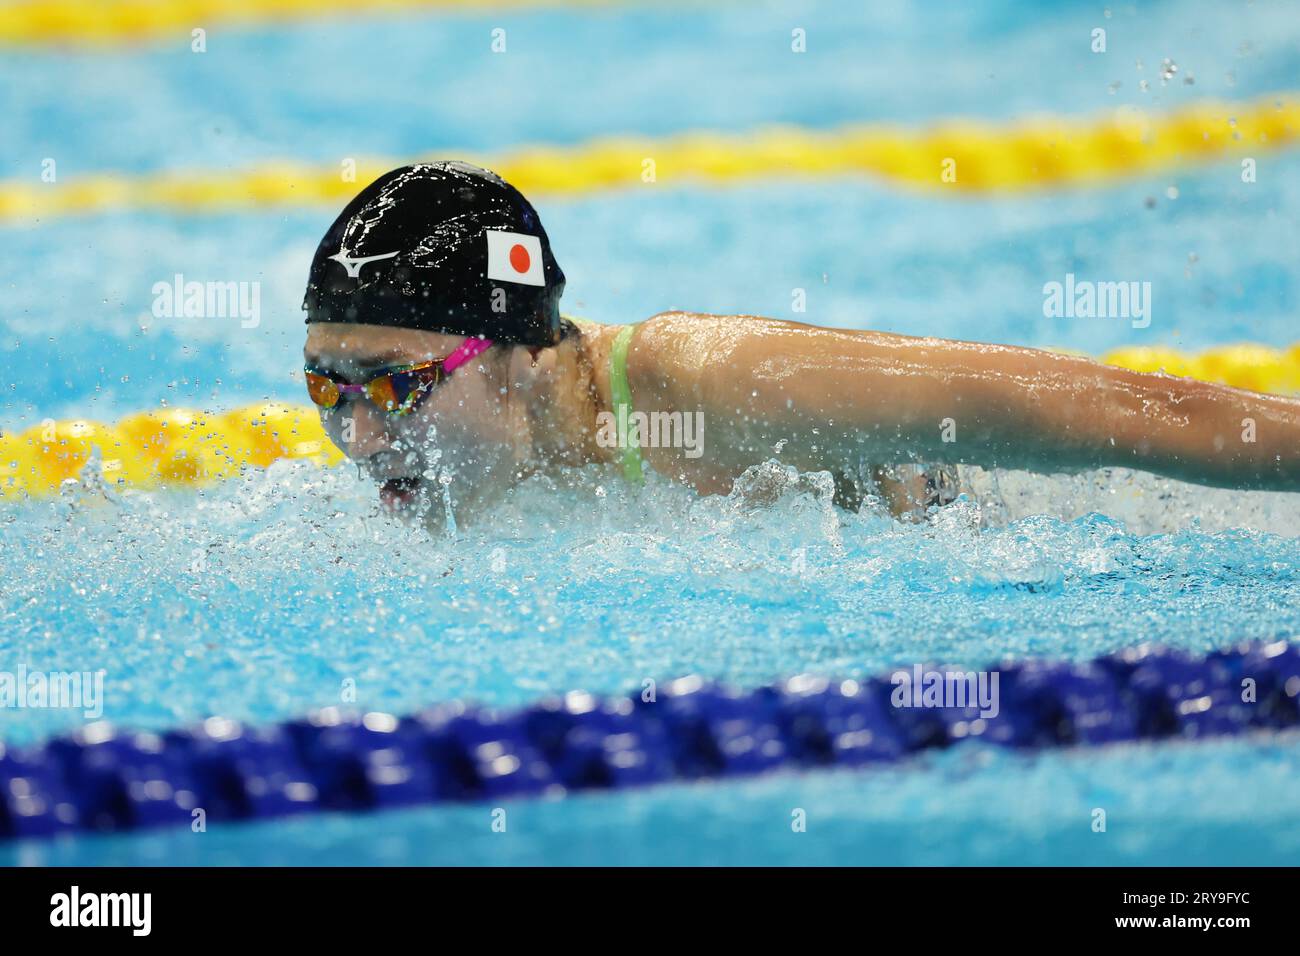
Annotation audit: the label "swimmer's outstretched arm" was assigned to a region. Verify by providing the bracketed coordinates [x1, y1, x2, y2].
[633, 313, 1300, 492]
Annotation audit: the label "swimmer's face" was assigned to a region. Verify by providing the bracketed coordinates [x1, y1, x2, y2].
[304, 323, 521, 527]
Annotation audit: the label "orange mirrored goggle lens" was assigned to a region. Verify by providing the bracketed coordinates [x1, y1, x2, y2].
[305, 371, 341, 409]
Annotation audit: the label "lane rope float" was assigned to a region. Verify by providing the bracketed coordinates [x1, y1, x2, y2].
[0, 403, 343, 499]
[1, 95, 1296, 222]
[1, 340, 1298, 499]
[0, 0, 611, 46]
[1, 640, 1296, 840]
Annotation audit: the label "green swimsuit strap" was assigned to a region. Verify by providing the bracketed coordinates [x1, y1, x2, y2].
[609, 323, 646, 485]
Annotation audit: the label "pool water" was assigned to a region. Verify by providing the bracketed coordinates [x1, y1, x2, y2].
[3, 0, 1299, 864]
[2, 460, 1299, 863]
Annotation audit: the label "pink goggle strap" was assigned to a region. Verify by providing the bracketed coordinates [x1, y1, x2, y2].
[441, 336, 494, 374]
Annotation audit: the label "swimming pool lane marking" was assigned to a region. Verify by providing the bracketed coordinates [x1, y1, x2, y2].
[0, 95, 1295, 222]
[1, 338, 1299, 499]
[1, 641, 1295, 841]
[0, 0, 615, 45]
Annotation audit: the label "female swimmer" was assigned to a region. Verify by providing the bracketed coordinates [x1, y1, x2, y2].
[302, 162, 1300, 524]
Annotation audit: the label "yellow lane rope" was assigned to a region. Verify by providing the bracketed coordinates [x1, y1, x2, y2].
[2, 96, 1295, 222]
[2, 340, 1298, 498]
[0, 0, 605, 45]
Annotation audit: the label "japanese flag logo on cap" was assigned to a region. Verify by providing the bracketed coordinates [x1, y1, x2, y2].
[485, 229, 545, 287]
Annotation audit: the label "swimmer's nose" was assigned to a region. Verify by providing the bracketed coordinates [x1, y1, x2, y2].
[337, 400, 393, 460]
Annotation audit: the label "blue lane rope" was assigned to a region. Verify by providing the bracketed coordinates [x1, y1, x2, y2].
[2, 641, 1297, 840]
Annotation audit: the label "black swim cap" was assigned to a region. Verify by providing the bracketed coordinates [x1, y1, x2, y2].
[302, 161, 566, 346]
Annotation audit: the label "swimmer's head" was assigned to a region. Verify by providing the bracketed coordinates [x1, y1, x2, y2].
[302, 162, 574, 526]
[303, 161, 566, 342]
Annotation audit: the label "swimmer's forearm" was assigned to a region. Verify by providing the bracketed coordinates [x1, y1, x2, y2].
[1063, 365, 1300, 491]
[866, 348, 1300, 491]
[863, 350, 1300, 492]
[930, 354, 1300, 491]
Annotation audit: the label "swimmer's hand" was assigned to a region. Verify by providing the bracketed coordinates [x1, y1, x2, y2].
[627, 313, 1300, 494]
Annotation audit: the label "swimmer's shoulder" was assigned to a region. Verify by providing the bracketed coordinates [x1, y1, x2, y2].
[633, 310, 804, 359]
[629, 312, 753, 394]
[631, 311, 874, 377]
[627, 312, 830, 405]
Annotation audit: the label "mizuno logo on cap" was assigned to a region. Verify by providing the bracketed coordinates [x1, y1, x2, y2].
[329, 249, 399, 278]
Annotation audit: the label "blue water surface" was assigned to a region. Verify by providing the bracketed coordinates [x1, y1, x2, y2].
[1, 460, 1298, 864]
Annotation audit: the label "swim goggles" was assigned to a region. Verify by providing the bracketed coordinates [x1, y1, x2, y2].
[304, 336, 493, 417]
